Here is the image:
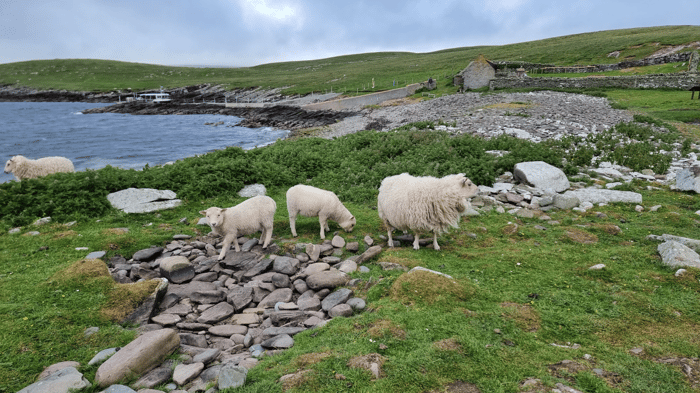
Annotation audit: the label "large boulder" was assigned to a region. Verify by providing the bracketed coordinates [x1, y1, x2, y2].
[563, 188, 642, 204]
[95, 328, 180, 387]
[675, 166, 700, 193]
[18, 366, 90, 393]
[513, 161, 570, 193]
[658, 241, 700, 269]
[107, 188, 182, 214]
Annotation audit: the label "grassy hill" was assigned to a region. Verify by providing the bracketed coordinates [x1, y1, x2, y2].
[0, 25, 699, 95]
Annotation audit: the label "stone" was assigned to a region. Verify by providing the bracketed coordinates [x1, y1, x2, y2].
[302, 262, 330, 277]
[85, 251, 106, 260]
[656, 234, 700, 252]
[297, 292, 322, 311]
[272, 256, 300, 275]
[238, 183, 267, 197]
[364, 235, 374, 246]
[589, 264, 606, 270]
[95, 328, 180, 387]
[513, 161, 570, 193]
[230, 313, 262, 325]
[675, 166, 700, 193]
[227, 287, 254, 311]
[173, 362, 204, 386]
[553, 194, 580, 210]
[262, 326, 307, 340]
[37, 361, 81, 381]
[408, 266, 454, 279]
[133, 247, 164, 262]
[322, 288, 353, 311]
[18, 366, 90, 393]
[258, 288, 293, 309]
[261, 334, 295, 349]
[346, 297, 366, 311]
[271, 272, 291, 288]
[658, 241, 700, 269]
[132, 365, 173, 389]
[32, 217, 51, 226]
[306, 244, 321, 262]
[209, 325, 247, 337]
[328, 303, 354, 318]
[88, 347, 119, 366]
[337, 260, 358, 274]
[179, 333, 208, 348]
[159, 256, 195, 284]
[306, 270, 350, 290]
[689, 51, 700, 73]
[122, 278, 169, 326]
[218, 364, 248, 390]
[346, 241, 359, 252]
[197, 301, 234, 323]
[563, 188, 642, 204]
[107, 188, 182, 213]
[331, 235, 346, 248]
[355, 245, 382, 264]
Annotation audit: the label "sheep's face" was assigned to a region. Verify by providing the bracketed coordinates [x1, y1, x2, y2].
[199, 207, 226, 229]
[4, 158, 15, 174]
[340, 216, 356, 232]
[460, 177, 478, 198]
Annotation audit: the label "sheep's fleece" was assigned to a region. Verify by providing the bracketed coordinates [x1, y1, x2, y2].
[4, 155, 74, 181]
[200, 195, 277, 260]
[286, 184, 356, 239]
[377, 173, 478, 250]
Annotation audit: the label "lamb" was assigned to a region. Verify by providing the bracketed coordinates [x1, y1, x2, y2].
[377, 173, 478, 250]
[286, 184, 356, 239]
[199, 195, 277, 260]
[4, 155, 75, 181]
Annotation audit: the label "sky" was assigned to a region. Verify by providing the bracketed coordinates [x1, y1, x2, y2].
[1, 0, 699, 67]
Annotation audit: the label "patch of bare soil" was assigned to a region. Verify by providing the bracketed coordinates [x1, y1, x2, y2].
[654, 357, 700, 390]
[425, 380, 482, 393]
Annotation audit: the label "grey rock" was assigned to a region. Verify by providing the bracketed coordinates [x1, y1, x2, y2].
[306, 270, 350, 290]
[563, 188, 642, 204]
[148, 313, 182, 326]
[238, 183, 267, 197]
[328, 303, 354, 318]
[258, 288, 293, 309]
[242, 258, 273, 279]
[346, 297, 366, 311]
[209, 325, 248, 337]
[346, 241, 359, 252]
[159, 256, 195, 284]
[179, 333, 209, 348]
[658, 241, 700, 269]
[306, 244, 321, 262]
[297, 291, 322, 311]
[99, 385, 136, 393]
[262, 326, 307, 340]
[199, 364, 222, 382]
[86, 251, 106, 260]
[272, 256, 300, 275]
[261, 334, 295, 349]
[133, 247, 164, 262]
[197, 302, 235, 324]
[675, 166, 700, 193]
[658, 234, 700, 253]
[331, 235, 346, 248]
[88, 347, 119, 366]
[218, 364, 248, 390]
[337, 259, 358, 273]
[18, 366, 90, 393]
[32, 217, 51, 226]
[271, 273, 290, 288]
[513, 161, 570, 193]
[9, 227, 21, 234]
[553, 194, 580, 210]
[241, 238, 259, 252]
[355, 245, 382, 264]
[190, 289, 226, 304]
[95, 328, 180, 387]
[132, 364, 173, 389]
[107, 188, 182, 213]
[173, 362, 204, 386]
[322, 288, 353, 311]
[227, 287, 254, 311]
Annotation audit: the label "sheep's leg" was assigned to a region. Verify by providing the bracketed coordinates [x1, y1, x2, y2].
[219, 232, 238, 260]
[413, 233, 421, 250]
[261, 225, 273, 248]
[432, 232, 440, 251]
[387, 228, 395, 248]
[289, 212, 298, 237]
[318, 214, 328, 239]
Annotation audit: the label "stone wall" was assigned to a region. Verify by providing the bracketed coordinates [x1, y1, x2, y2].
[495, 52, 694, 74]
[489, 73, 700, 90]
[302, 83, 422, 111]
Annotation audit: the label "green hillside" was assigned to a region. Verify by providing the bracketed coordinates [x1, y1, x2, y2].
[0, 25, 698, 95]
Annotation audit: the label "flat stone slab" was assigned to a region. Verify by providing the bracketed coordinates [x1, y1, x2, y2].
[107, 188, 182, 214]
[563, 188, 642, 204]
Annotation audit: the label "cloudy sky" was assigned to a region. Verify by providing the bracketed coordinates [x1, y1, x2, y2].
[1, 0, 698, 67]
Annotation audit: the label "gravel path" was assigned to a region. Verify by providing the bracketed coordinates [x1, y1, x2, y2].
[319, 91, 634, 142]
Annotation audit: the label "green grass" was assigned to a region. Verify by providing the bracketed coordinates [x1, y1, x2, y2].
[1, 123, 700, 392]
[1, 26, 699, 95]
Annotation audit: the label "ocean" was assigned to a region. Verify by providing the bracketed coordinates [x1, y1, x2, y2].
[1, 102, 288, 183]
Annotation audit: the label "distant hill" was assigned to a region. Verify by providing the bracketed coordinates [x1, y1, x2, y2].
[0, 25, 698, 95]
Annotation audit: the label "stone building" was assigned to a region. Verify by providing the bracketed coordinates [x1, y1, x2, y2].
[459, 54, 497, 90]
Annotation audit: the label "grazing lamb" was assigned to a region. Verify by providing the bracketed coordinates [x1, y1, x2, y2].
[4, 155, 75, 181]
[286, 184, 356, 239]
[377, 173, 478, 250]
[200, 195, 277, 260]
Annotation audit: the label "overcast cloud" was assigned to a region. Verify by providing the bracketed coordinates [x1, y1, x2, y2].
[1, 0, 698, 67]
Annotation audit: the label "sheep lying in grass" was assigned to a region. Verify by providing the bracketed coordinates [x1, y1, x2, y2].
[200, 195, 276, 260]
[4, 155, 75, 181]
[377, 173, 478, 250]
[287, 184, 356, 239]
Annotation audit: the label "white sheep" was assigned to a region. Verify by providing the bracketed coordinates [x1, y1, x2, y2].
[377, 173, 478, 250]
[199, 195, 277, 260]
[4, 155, 75, 181]
[286, 184, 356, 239]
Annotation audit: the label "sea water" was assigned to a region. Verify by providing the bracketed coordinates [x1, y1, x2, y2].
[0, 102, 288, 183]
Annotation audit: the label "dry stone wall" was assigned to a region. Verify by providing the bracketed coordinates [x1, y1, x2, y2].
[489, 74, 700, 90]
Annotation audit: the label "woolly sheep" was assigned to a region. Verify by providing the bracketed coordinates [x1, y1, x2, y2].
[377, 173, 478, 250]
[286, 184, 356, 239]
[199, 195, 277, 260]
[4, 155, 75, 181]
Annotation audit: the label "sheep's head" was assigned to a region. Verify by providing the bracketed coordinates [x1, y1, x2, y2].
[199, 207, 226, 229]
[340, 216, 356, 233]
[4, 157, 17, 174]
[459, 176, 478, 198]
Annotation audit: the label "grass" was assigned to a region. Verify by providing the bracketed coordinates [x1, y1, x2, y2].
[1, 26, 699, 95]
[1, 125, 700, 392]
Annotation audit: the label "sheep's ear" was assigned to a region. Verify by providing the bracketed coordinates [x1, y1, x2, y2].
[199, 210, 207, 216]
[221, 208, 227, 213]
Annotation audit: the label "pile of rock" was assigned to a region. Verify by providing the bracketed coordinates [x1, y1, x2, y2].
[21, 230, 384, 393]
